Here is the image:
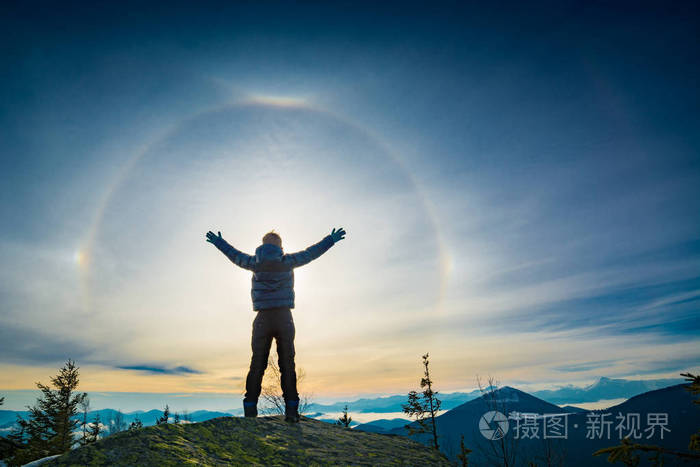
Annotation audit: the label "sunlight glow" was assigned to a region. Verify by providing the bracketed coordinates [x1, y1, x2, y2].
[73, 249, 87, 267]
[246, 94, 309, 108]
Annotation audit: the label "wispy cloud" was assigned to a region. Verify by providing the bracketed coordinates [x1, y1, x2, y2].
[116, 365, 203, 375]
[0, 322, 93, 366]
[552, 360, 618, 373]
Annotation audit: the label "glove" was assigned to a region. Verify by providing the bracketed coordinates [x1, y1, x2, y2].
[330, 227, 346, 243]
[206, 231, 223, 245]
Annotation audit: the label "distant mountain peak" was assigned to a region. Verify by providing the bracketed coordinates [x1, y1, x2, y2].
[586, 376, 617, 390]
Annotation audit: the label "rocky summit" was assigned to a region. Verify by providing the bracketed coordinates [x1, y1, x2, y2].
[44, 416, 451, 466]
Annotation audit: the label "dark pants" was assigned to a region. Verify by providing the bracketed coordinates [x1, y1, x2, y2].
[243, 307, 299, 404]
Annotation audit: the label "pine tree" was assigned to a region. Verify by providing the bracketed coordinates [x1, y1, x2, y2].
[457, 434, 472, 466]
[156, 405, 170, 425]
[110, 410, 126, 435]
[402, 353, 441, 450]
[129, 418, 143, 430]
[87, 413, 101, 443]
[336, 405, 352, 428]
[49, 360, 86, 452]
[6, 360, 87, 465]
[173, 412, 181, 424]
[79, 397, 90, 446]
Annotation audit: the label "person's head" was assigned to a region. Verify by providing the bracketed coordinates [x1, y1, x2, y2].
[262, 231, 282, 248]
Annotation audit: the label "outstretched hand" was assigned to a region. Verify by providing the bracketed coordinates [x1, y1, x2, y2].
[330, 227, 346, 243]
[206, 231, 223, 244]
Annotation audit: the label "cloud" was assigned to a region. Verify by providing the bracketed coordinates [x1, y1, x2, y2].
[0, 321, 94, 366]
[0, 1, 698, 395]
[116, 365, 203, 375]
[0, 321, 204, 378]
[552, 360, 617, 373]
[617, 356, 700, 377]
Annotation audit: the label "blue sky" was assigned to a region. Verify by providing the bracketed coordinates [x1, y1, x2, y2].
[0, 1, 698, 406]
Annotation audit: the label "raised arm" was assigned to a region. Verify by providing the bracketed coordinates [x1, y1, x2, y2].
[283, 227, 346, 268]
[206, 231, 255, 271]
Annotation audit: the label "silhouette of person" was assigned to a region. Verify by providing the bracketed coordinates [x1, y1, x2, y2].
[206, 227, 346, 422]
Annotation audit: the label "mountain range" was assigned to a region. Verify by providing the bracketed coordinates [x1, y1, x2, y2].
[298, 376, 684, 415]
[1, 378, 697, 466]
[0, 376, 685, 435]
[0, 409, 232, 436]
[386, 384, 699, 466]
[531, 376, 684, 404]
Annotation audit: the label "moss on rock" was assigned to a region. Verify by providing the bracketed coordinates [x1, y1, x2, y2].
[46, 416, 451, 466]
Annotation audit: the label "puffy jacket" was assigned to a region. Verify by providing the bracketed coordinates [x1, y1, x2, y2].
[212, 235, 335, 311]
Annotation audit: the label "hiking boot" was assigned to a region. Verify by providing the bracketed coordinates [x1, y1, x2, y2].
[285, 400, 300, 423]
[243, 401, 257, 418]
